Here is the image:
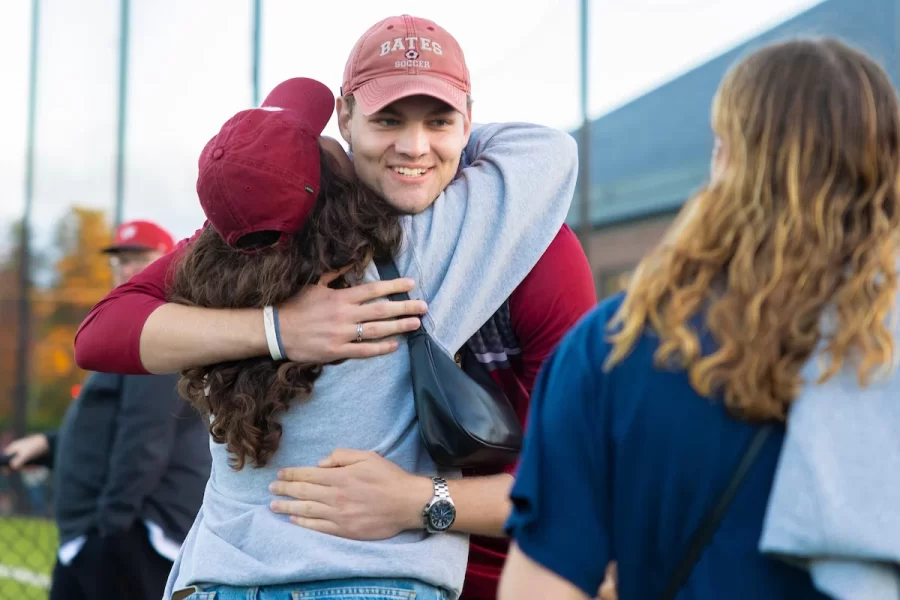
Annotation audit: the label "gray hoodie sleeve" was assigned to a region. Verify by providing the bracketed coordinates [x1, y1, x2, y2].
[392, 122, 578, 355]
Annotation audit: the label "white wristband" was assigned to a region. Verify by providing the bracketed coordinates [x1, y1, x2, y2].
[263, 305, 284, 361]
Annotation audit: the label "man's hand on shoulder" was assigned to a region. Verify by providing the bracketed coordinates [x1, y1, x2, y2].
[276, 272, 429, 364]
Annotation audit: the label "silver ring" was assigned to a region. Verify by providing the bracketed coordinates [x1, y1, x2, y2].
[356, 322, 363, 343]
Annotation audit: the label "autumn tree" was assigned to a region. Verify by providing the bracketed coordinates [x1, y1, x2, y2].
[30, 207, 113, 426]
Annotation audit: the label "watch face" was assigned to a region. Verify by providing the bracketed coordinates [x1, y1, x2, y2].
[429, 499, 456, 531]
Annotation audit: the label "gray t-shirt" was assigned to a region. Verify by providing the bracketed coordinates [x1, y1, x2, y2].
[165, 122, 579, 599]
[760, 298, 900, 600]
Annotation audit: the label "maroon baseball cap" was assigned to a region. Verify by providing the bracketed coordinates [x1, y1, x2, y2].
[102, 220, 175, 254]
[196, 77, 335, 250]
[342, 15, 471, 116]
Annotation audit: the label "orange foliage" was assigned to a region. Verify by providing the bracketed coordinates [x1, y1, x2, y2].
[0, 207, 115, 428]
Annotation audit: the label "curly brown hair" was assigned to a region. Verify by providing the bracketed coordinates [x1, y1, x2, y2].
[168, 148, 402, 469]
[607, 38, 900, 421]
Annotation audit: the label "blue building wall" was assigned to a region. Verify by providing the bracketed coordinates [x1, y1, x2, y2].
[572, 0, 900, 229]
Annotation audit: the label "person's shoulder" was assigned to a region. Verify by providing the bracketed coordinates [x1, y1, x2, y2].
[534, 224, 591, 270]
[548, 222, 581, 249]
[509, 224, 595, 317]
[552, 292, 625, 366]
[582, 291, 626, 332]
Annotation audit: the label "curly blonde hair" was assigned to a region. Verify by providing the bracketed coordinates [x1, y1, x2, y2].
[607, 38, 900, 421]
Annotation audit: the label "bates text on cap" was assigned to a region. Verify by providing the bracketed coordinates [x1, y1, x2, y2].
[380, 37, 444, 57]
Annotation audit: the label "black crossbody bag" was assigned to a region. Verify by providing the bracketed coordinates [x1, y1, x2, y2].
[375, 257, 524, 469]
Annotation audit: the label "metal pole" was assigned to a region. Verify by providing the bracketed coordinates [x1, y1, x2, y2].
[252, 0, 262, 106]
[13, 0, 40, 442]
[11, 0, 41, 513]
[578, 0, 592, 249]
[113, 0, 130, 227]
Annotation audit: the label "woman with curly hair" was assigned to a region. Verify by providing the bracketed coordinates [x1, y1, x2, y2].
[499, 38, 900, 600]
[160, 76, 577, 600]
[168, 141, 402, 473]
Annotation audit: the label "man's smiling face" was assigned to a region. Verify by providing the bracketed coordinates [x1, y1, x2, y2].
[338, 94, 472, 214]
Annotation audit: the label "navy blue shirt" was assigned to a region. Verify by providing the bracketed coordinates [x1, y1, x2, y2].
[505, 294, 826, 599]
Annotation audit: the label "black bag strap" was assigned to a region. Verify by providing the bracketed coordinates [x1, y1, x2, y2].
[660, 425, 774, 600]
[374, 257, 426, 337]
[374, 257, 412, 303]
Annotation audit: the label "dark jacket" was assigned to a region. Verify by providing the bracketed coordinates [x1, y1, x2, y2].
[50, 372, 211, 546]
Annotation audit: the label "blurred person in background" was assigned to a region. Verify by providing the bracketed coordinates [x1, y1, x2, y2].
[4, 219, 212, 600]
[498, 37, 900, 600]
[74, 15, 596, 600]
[22, 466, 50, 516]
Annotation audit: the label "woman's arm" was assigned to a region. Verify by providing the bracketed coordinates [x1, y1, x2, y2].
[499, 544, 592, 600]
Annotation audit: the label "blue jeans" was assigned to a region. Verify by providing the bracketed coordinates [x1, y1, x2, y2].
[178, 578, 451, 600]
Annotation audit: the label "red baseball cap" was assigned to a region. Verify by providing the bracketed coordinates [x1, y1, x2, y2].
[342, 14, 471, 116]
[196, 77, 334, 250]
[102, 220, 175, 254]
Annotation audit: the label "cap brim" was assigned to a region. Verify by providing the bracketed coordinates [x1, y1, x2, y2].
[353, 74, 468, 116]
[261, 77, 335, 135]
[101, 244, 153, 254]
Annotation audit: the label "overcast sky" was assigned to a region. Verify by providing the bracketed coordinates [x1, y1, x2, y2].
[0, 0, 822, 248]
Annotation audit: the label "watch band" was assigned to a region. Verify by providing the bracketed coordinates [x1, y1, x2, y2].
[432, 476, 450, 501]
[423, 476, 453, 533]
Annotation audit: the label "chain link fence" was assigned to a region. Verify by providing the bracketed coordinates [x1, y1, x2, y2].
[0, 469, 55, 599]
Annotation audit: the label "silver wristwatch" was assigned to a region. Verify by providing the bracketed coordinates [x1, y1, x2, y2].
[423, 476, 456, 533]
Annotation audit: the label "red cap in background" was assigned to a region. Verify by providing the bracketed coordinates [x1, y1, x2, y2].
[102, 220, 175, 254]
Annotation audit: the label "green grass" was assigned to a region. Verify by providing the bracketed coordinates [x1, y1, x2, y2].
[0, 517, 56, 600]
[0, 577, 49, 600]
